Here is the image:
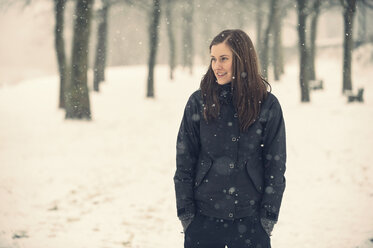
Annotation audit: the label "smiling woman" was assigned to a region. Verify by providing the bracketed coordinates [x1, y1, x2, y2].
[174, 29, 286, 248]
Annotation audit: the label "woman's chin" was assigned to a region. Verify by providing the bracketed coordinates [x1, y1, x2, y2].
[216, 79, 230, 85]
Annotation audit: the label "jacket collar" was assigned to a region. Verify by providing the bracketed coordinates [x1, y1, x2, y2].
[218, 82, 233, 104]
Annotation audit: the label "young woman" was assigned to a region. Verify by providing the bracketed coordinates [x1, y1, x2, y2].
[174, 29, 286, 248]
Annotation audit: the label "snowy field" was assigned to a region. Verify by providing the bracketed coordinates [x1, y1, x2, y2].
[0, 47, 373, 248]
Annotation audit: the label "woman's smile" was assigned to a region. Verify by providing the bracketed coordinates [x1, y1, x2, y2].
[216, 71, 228, 78]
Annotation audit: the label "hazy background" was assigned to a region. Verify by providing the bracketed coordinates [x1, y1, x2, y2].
[1, 0, 372, 86]
[1, 1, 373, 248]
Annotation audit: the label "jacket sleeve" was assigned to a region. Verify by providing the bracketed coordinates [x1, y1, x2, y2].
[260, 97, 286, 222]
[174, 93, 201, 218]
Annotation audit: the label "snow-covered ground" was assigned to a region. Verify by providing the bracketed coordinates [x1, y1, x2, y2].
[0, 47, 373, 248]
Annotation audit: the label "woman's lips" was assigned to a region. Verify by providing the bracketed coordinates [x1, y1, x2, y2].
[216, 72, 227, 78]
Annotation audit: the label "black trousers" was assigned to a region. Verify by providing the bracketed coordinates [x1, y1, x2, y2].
[184, 212, 271, 248]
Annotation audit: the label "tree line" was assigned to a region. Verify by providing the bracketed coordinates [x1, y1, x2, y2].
[3, 0, 372, 120]
[296, 0, 372, 102]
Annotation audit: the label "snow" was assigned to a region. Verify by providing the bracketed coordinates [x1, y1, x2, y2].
[1, 48, 373, 248]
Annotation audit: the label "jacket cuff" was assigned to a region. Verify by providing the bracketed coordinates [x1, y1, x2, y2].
[260, 208, 278, 221]
[177, 204, 195, 218]
[179, 212, 195, 221]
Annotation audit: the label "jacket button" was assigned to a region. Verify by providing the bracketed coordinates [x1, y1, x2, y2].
[229, 163, 235, 169]
[229, 213, 234, 218]
[234, 113, 238, 118]
[232, 137, 237, 142]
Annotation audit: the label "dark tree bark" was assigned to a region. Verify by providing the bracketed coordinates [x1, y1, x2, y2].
[309, 0, 321, 81]
[146, 0, 161, 98]
[93, 0, 110, 92]
[297, 0, 310, 102]
[341, 0, 357, 94]
[165, 0, 176, 80]
[54, 0, 67, 109]
[182, 0, 194, 74]
[261, 0, 277, 80]
[65, 0, 94, 119]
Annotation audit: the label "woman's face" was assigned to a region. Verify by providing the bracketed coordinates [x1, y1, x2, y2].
[210, 42, 233, 85]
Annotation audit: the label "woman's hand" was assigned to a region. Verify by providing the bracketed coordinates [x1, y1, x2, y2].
[260, 218, 276, 237]
[181, 218, 194, 232]
[179, 213, 195, 232]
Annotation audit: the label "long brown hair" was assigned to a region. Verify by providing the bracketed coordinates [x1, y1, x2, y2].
[200, 29, 271, 132]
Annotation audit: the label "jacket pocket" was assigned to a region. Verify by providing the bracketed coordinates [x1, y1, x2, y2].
[194, 157, 212, 188]
[245, 160, 264, 194]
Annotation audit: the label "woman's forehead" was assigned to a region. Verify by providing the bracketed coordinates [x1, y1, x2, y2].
[210, 43, 232, 56]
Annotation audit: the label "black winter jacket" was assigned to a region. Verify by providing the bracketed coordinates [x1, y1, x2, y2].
[174, 83, 286, 221]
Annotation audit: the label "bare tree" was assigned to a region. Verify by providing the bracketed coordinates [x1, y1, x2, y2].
[308, 0, 322, 81]
[261, 0, 277, 80]
[93, 0, 110, 92]
[297, 0, 310, 102]
[340, 0, 357, 94]
[123, 0, 160, 97]
[54, 0, 68, 108]
[165, 0, 176, 80]
[65, 0, 94, 119]
[146, 0, 161, 97]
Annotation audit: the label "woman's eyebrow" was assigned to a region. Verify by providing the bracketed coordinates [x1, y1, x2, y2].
[210, 54, 230, 57]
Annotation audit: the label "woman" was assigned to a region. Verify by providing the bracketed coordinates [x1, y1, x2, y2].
[174, 29, 286, 248]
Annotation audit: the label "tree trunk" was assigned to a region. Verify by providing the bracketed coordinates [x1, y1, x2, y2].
[146, 0, 161, 98]
[261, 0, 277, 80]
[65, 0, 94, 119]
[272, 2, 283, 81]
[54, 0, 67, 109]
[309, 0, 321, 81]
[165, 0, 176, 80]
[342, 0, 356, 94]
[297, 0, 310, 102]
[93, 0, 110, 92]
[182, 0, 194, 74]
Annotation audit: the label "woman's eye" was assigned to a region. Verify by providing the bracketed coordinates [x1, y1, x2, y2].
[211, 58, 216, 62]
[222, 57, 228, 61]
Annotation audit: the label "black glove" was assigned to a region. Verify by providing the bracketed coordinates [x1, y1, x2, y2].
[260, 218, 276, 237]
[181, 218, 194, 232]
[179, 213, 195, 232]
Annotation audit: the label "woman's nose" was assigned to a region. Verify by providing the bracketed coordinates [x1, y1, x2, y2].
[213, 61, 222, 69]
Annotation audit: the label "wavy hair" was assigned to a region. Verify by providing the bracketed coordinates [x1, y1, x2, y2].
[200, 29, 271, 132]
